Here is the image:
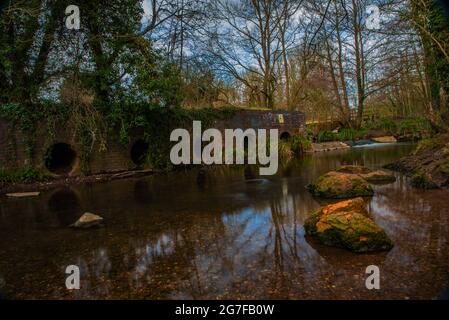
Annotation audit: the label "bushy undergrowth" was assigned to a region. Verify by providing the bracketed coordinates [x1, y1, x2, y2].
[278, 134, 312, 163]
[315, 117, 433, 143]
[316, 128, 367, 143]
[0, 167, 49, 185]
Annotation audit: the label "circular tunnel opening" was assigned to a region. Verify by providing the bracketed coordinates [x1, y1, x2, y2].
[44, 143, 77, 175]
[280, 132, 291, 141]
[131, 139, 149, 166]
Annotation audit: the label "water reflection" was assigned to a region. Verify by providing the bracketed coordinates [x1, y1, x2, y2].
[133, 181, 152, 204]
[47, 188, 81, 227]
[1, 143, 449, 299]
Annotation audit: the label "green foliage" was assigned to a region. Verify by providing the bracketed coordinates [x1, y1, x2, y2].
[0, 99, 238, 176]
[365, 117, 398, 133]
[314, 117, 433, 143]
[0, 167, 49, 184]
[440, 162, 449, 174]
[316, 130, 337, 143]
[0, 102, 70, 132]
[0, 102, 71, 160]
[290, 135, 312, 154]
[414, 138, 440, 154]
[106, 105, 239, 169]
[316, 128, 368, 142]
[278, 140, 294, 163]
[398, 117, 432, 138]
[336, 128, 367, 141]
[410, 171, 438, 189]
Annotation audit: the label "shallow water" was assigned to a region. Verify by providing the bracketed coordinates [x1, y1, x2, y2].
[1, 143, 448, 300]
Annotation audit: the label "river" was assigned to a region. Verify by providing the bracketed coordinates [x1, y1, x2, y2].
[1, 143, 448, 299]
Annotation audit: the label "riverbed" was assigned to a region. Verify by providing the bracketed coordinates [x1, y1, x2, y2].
[1, 143, 448, 299]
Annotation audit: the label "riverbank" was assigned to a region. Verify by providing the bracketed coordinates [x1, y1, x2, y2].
[0, 169, 154, 195]
[307, 136, 399, 153]
[0, 135, 405, 195]
[385, 134, 449, 189]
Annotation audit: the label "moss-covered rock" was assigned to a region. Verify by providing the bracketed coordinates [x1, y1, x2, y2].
[304, 198, 393, 252]
[336, 165, 396, 183]
[336, 165, 372, 174]
[360, 170, 396, 183]
[307, 171, 374, 199]
[410, 172, 438, 189]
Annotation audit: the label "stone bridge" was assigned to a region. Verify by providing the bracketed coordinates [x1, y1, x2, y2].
[0, 109, 305, 177]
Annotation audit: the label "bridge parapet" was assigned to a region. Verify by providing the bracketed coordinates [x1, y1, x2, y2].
[214, 109, 305, 138]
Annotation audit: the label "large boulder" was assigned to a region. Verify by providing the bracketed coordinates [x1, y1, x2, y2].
[70, 212, 104, 229]
[307, 171, 374, 199]
[304, 198, 393, 252]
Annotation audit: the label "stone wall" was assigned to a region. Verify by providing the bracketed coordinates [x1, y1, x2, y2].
[0, 109, 305, 176]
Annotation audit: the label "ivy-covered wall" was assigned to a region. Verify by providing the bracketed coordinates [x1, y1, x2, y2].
[0, 107, 305, 177]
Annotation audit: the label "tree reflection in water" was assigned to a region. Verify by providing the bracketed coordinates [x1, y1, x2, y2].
[1, 143, 449, 299]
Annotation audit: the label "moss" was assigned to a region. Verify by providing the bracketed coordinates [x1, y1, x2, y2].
[304, 208, 322, 235]
[414, 138, 445, 155]
[351, 178, 371, 194]
[336, 165, 372, 174]
[440, 162, 449, 174]
[0, 167, 50, 185]
[397, 117, 433, 140]
[304, 198, 393, 253]
[334, 166, 396, 183]
[410, 172, 438, 189]
[307, 172, 374, 199]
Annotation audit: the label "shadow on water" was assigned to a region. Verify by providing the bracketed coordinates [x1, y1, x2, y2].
[133, 180, 153, 204]
[47, 188, 82, 227]
[1, 142, 449, 299]
[438, 281, 449, 300]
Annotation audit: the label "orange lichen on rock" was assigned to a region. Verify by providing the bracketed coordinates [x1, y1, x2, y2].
[307, 171, 374, 199]
[304, 197, 393, 253]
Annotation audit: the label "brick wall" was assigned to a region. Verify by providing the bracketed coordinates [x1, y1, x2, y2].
[0, 109, 305, 176]
[214, 109, 305, 136]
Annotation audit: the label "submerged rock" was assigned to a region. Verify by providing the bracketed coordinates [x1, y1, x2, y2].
[70, 212, 104, 229]
[307, 171, 374, 199]
[304, 198, 393, 253]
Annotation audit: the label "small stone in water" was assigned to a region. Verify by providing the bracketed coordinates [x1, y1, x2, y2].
[70, 212, 104, 229]
[6, 192, 40, 198]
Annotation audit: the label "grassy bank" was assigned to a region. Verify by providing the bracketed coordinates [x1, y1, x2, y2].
[313, 117, 433, 143]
